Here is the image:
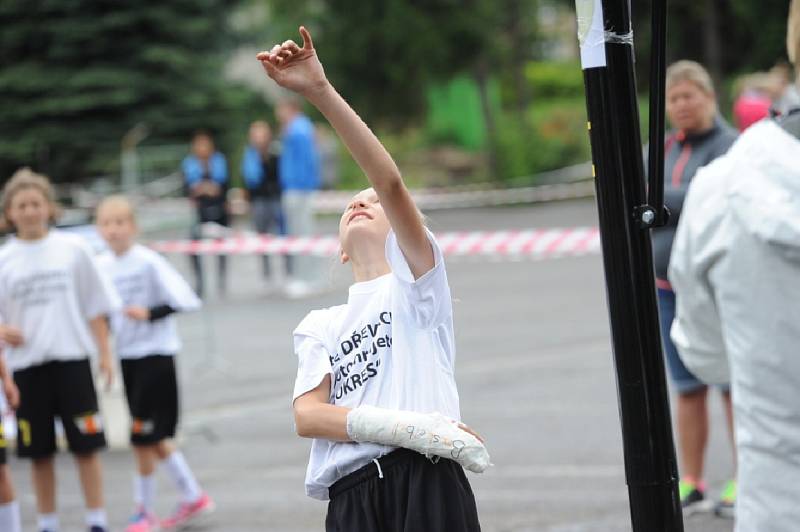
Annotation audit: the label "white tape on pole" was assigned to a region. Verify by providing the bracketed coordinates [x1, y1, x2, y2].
[576, 0, 607, 69]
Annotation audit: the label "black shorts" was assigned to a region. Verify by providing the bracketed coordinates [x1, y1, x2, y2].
[13, 359, 106, 459]
[0, 420, 7, 465]
[121, 355, 179, 445]
[325, 449, 482, 532]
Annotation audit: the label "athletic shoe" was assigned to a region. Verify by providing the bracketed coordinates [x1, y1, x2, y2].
[88, 527, 108, 532]
[126, 508, 159, 532]
[713, 479, 737, 518]
[160, 493, 215, 529]
[679, 479, 707, 515]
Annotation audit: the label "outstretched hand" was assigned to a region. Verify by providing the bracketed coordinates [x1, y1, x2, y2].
[257, 26, 329, 98]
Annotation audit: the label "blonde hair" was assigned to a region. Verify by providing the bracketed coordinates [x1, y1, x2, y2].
[1, 167, 61, 230]
[96, 195, 136, 223]
[666, 60, 716, 96]
[789, 0, 800, 66]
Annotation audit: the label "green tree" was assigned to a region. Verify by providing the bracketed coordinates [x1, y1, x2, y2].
[0, 0, 255, 183]
[266, 0, 493, 126]
[265, 0, 544, 180]
[629, 0, 790, 94]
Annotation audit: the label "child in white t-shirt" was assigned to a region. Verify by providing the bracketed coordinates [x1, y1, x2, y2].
[258, 27, 490, 531]
[0, 348, 21, 532]
[0, 168, 119, 532]
[95, 196, 213, 532]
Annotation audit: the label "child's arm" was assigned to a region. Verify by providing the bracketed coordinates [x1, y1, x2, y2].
[89, 316, 114, 390]
[0, 350, 19, 409]
[293, 374, 490, 472]
[0, 325, 23, 347]
[258, 28, 434, 279]
[124, 305, 176, 322]
[293, 375, 351, 441]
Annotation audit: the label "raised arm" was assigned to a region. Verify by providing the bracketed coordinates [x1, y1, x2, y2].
[257, 27, 434, 278]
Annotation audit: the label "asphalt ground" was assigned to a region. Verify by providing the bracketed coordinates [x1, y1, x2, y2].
[8, 199, 735, 531]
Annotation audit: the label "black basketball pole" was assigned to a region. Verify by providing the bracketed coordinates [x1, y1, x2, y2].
[573, 0, 683, 530]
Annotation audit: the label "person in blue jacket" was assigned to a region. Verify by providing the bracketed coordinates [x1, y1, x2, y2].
[182, 131, 229, 298]
[242, 120, 287, 281]
[275, 97, 322, 297]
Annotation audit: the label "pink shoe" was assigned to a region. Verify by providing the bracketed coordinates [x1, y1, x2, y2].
[126, 509, 159, 532]
[160, 493, 215, 529]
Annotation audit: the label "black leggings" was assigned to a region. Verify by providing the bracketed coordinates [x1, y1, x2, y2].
[326, 449, 481, 532]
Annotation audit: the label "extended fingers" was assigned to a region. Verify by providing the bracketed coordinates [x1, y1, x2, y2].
[256, 44, 282, 63]
[299, 26, 314, 49]
[282, 40, 301, 54]
[257, 41, 299, 67]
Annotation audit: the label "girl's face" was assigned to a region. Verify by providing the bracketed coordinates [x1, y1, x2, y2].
[338, 188, 391, 261]
[7, 187, 51, 240]
[666, 80, 715, 133]
[96, 205, 137, 255]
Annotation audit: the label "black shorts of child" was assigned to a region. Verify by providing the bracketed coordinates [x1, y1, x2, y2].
[0, 422, 6, 465]
[121, 355, 179, 446]
[325, 448, 482, 532]
[13, 359, 106, 459]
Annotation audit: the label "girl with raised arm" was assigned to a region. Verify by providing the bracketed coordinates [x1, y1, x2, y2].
[258, 27, 489, 532]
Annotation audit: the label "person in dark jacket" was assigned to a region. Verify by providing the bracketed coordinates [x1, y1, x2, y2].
[653, 60, 738, 516]
[242, 120, 286, 281]
[182, 131, 229, 298]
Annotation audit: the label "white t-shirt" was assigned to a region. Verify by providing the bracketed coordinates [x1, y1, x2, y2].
[97, 244, 201, 359]
[292, 229, 461, 500]
[0, 230, 120, 371]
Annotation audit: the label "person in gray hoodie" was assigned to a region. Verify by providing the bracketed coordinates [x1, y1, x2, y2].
[669, 3, 800, 529]
[652, 60, 738, 515]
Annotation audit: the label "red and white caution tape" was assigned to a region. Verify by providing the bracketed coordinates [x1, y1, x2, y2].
[150, 227, 601, 260]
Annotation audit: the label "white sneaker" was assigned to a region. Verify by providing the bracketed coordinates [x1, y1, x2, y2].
[285, 280, 313, 299]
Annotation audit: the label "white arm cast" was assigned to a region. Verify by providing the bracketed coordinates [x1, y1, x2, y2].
[346, 405, 491, 473]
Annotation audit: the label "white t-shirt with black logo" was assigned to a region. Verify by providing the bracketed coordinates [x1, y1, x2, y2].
[97, 244, 201, 359]
[0, 230, 120, 371]
[292, 229, 460, 500]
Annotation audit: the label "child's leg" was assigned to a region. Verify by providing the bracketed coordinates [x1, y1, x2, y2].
[31, 456, 57, 513]
[132, 444, 159, 514]
[158, 440, 203, 503]
[134, 443, 160, 476]
[154, 439, 174, 461]
[14, 363, 60, 530]
[158, 439, 214, 529]
[0, 465, 21, 532]
[54, 360, 108, 529]
[74, 452, 109, 529]
[74, 452, 103, 509]
[0, 464, 14, 503]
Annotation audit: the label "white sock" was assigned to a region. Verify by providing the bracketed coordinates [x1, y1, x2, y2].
[163, 451, 202, 503]
[0, 501, 21, 532]
[134, 474, 157, 512]
[37, 512, 59, 531]
[85, 508, 107, 528]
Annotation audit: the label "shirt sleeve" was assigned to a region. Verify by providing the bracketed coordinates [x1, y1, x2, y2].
[292, 310, 334, 403]
[668, 162, 732, 385]
[74, 239, 122, 320]
[149, 251, 202, 312]
[385, 228, 452, 330]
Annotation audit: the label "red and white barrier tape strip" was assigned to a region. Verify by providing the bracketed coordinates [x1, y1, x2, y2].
[150, 227, 601, 260]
